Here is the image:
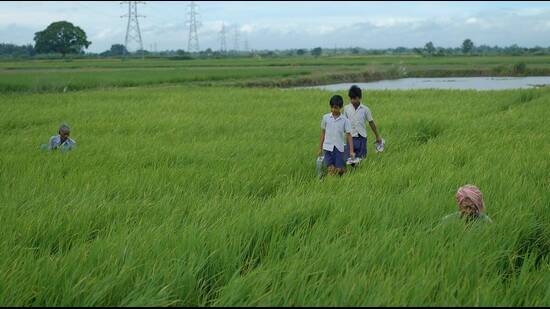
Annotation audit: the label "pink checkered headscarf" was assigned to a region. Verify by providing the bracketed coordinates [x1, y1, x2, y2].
[455, 184, 485, 213]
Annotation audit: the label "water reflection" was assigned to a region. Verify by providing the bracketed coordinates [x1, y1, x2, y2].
[299, 76, 550, 91]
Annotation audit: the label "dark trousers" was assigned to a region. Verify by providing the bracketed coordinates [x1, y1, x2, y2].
[345, 135, 367, 159]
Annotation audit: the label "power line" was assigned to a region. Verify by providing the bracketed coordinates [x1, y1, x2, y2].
[121, 1, 146, 55]
[186, 1, 201, 52]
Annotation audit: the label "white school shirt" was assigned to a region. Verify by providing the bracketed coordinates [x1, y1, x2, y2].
[343, 103, 373, 138]
[48, 135, 76, 150]
[321, 113, 352, 152]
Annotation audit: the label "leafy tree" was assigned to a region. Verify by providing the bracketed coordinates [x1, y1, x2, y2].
[176, 49, 189, 56]
[462, 39, 474, 54]
[505, 44, 523, 56]
[424, 42, 435, 56]
[34, 21, 91, 57]
[199, 48, 213, 57]
[436, 48, 446, 57]
[394, 47, 408, 54]
[296, 49, 307, 56]
[109, 44, 128, 56]
[135, 49, 149, 56]
[0, 43, 35, 57]
[311, 47, 322, 57]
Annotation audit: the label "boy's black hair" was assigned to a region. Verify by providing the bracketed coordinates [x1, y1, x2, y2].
[329, 95, 344, 108]
[348, 85, 362, 99]
[59, 123, 71, 133]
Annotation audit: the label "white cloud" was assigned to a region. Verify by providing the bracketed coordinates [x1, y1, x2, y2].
[369, 17, 424, 28]
[514, 8, 546, 16]
[2, 2, 550, 51]
[240, 24, 253, 33]
[91, 28, 118, 41]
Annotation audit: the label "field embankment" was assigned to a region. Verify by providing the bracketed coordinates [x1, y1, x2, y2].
[2, 55, 550, 93]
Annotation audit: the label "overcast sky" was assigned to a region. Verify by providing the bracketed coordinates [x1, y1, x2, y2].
[1, 1, 550, 52]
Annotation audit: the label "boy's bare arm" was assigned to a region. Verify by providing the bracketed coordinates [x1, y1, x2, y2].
[347, 133, 355, 159]
[369, 121, 382, 143]
[318, 130, 325, 156]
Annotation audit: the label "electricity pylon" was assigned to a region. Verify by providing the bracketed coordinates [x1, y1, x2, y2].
[243, 34, 249, 52]
[121, 1, 145, 56]
[186, 1, 201, 52]
[233, 25, 240, 52]
[219, 22, 227, 53]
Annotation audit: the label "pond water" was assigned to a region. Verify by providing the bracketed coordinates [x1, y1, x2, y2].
[300, 76, 550, 91]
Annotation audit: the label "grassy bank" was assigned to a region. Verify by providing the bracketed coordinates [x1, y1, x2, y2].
[240, 66, 550, 88]
[1, 55, 550, 93]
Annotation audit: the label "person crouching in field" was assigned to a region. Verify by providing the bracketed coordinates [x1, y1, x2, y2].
[318, 95, 355, 176]
[344, 85, 382, 160]
[47, 123, 76, 151]
[442, 184, 493, 224]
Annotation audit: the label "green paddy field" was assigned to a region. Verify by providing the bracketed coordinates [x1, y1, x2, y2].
[1, 55, 549, 306]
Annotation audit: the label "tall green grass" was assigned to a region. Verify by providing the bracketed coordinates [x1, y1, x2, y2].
[0, 86, 549, 306]
[0, 67, 312, 93]
[3, 55, 550, 70]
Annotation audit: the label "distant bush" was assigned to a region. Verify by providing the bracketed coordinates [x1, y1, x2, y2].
[512, 62, 527, 75]
[168, 56, 194, 61]
[311, 47, 322, 57]
[492, 65, 509, 75]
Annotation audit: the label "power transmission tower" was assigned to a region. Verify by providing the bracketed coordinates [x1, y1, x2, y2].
[219, 22, 227, 53]
[121, 1, 145, 57]
[186, 1, 201, 52]
[233, 25, 240, 52]
[243, 33, 249, 52]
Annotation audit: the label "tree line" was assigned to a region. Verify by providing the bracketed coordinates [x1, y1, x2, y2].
[2, 20, 550, 59]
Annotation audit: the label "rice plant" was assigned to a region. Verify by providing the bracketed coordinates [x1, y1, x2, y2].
[0, 85, 549, 306]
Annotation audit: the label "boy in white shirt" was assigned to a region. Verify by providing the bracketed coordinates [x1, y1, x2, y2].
[318, 95, 355, 176]
[344, 85, 382, 159]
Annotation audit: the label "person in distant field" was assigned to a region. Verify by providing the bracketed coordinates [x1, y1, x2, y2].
[318, 95, 355, 176]
[48, 123, 76, 151]
[442, 184, 493, 224]
[344, 85, 382, 160]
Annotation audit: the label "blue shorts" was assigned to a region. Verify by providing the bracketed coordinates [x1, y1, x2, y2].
[324, 147, 346, 169]
[345, 136, 367, 159]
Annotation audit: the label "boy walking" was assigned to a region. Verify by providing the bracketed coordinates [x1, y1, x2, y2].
[344, 85, 382, 159]
[318, 95, 355, 176]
